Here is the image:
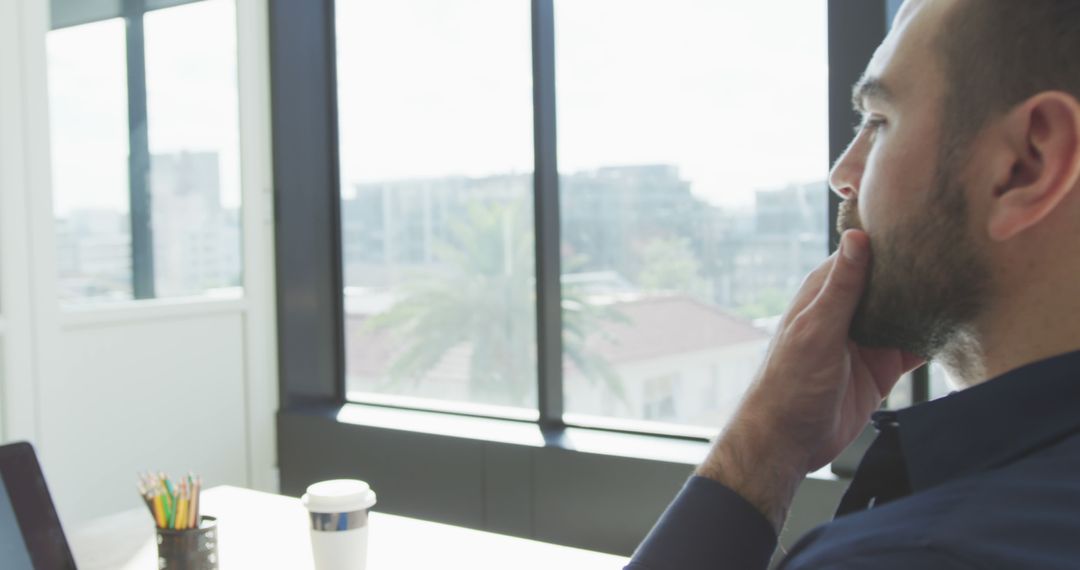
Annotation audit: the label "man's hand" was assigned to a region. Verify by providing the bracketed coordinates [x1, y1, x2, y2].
[696, 230, 924, 531]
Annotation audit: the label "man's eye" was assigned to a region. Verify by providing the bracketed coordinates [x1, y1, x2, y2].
[855, 116, 887, 136]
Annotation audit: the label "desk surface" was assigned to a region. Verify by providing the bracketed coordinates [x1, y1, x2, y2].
[70, 486, 630, 569]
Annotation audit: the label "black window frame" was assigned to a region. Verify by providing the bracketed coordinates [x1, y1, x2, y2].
[273, 0, 918, 555]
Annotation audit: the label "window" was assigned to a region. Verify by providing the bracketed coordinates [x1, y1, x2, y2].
[642, 374, 680, 422]
[887, 374, 914, 409]
[143, 2, 243, 298]
[336, 0, 539, 415]
[272, 0, 892, 547]
[929, 362, 954, 399]
[335, 0, 830, 434]
[48, 19, 133, 301]
[47, 0, 242, 304]
[556, 0, 829, 431]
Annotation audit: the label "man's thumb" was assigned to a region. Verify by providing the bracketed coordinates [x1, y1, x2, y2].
[839, 229, 869, 266]
[811, 230, 870, 322]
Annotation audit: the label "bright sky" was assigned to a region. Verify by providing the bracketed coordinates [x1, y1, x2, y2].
[47, 0, 240, 216]
[336, 0, 829, 208]
[46, 0, 829, 214]
[47, 18, 130, 215]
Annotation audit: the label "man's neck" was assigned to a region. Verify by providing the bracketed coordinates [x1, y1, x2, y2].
[941, 276, 1080, 389]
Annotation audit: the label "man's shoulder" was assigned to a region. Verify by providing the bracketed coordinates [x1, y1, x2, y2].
[780, 478, 973, 569]
[782, 433, 1080, 569]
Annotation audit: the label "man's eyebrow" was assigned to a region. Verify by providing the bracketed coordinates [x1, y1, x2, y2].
[852, 76, 894, 114]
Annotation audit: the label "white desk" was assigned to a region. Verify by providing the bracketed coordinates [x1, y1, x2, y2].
[70, 486, 630, 569]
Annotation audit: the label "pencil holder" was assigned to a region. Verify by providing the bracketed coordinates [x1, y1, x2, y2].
[156, 516, 219, 570]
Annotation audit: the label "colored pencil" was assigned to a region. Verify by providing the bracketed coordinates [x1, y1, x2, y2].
[137, 471, 204, 530]
[188, 476, 198, 529]
[192, 476, 201, 528]
[176, 489, 187, 530]
[152, 493, 166, 528]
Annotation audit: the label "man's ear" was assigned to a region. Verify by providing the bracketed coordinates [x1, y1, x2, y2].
[988, 92, 1080, 242]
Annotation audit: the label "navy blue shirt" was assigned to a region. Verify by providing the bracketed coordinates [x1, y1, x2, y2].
[627, 350, 1080, 569]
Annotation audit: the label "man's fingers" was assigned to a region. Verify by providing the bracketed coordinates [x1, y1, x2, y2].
[781, 255, 837, 326]
[806, 230, 871, 332]
[858, 345, 926, 396]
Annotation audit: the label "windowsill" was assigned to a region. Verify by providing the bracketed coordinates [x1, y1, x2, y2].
[315, 402, 840, 480]
[60, 293, 246, 328]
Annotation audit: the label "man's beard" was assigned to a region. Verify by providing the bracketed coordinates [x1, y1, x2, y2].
[837, 167, 991, 359]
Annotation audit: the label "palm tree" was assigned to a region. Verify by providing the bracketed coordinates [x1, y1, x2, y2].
[366, 200, 627, 407]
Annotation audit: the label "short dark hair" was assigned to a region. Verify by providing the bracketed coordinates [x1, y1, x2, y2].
[938, 0, 1080, 157]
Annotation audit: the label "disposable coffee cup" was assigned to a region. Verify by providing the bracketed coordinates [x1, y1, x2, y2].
[302, 479, 377, 570]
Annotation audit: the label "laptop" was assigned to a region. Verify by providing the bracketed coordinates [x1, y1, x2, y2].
[0, 442, 77, 569]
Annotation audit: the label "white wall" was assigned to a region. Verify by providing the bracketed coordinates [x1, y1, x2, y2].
[0, 0, 278, 528]
[44, 308, 249, 522]
[0, 0, 42, 450]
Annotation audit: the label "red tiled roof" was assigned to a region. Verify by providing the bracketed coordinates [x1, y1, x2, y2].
[582, 295, 769, 364]
[346, 294, 769, 381]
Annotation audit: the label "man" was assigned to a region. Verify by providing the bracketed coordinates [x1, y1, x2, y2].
[626, 0, 1080, 568]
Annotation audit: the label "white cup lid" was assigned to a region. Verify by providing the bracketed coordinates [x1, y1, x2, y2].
[302, 479, 377, 513]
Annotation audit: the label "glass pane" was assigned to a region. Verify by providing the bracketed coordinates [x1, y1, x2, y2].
[886, 374, 913, 409]
[557, 0, 830, 433]
[48, 19, 134, 303]
[929, 362, 955, 399]
[336, 0, 537, 413]
[144, 0, 243, 298]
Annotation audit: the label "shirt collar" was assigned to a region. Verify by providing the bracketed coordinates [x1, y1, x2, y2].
[895, 349, 1080, 492]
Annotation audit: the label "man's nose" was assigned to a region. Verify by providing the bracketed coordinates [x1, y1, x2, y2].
[828, 142, 863, 200]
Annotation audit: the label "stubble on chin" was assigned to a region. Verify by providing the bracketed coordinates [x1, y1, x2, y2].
[836, 199, 862, 235]
[836, 199, 930, 355]
[836, 200, 891, 346]
[836, 186, 990, 361]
